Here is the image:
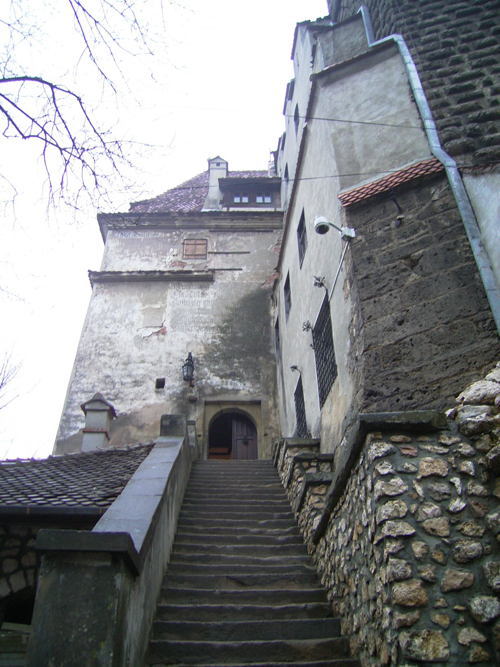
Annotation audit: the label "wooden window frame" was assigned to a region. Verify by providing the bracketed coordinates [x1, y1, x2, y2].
[183, 238, 207, 259]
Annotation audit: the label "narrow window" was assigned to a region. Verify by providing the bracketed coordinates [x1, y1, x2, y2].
[312, 294, 337, 407]
[297, 210, 307, 266]
[294, 104, 300, 134]
[183, 239, 207, 259]
[274, 319, 280, 356]
[294, 377, 308, 437]
[284, 274, 292, 320]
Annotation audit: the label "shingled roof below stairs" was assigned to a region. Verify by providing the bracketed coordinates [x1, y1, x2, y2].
[129, 169, 270, 214]
[0, 445, 153, 518]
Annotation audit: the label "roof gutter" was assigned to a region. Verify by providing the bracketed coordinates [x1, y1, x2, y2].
[358, 4, 499, 331]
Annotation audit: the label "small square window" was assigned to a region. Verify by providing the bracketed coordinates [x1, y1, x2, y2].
[256, 194, 272, 204]
[155, 378, 165, 390]
[233, 194, 249, 203]
[183, 239, 207, 259]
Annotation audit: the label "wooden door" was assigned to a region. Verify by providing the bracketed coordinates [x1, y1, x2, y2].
[232, 415, 257, 459]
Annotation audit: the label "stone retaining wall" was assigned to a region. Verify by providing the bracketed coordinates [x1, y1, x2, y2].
[0, 525, 38, 621]
[275, 364, 499, 664]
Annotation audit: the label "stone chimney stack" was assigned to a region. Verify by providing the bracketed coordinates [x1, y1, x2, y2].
[80, 393, 116, 452]
[202, 156, 228, 210]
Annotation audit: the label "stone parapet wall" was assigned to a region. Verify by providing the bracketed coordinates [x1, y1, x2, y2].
[275, 364, 499, 665]
[0, 525, 38, 618]
[333, 0, 500, 168]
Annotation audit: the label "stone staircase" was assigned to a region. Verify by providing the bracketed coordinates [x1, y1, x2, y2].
[145, 459, 359, 666]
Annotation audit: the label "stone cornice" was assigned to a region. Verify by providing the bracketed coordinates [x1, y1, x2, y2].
[88, 270, 214, 286]
[97, 210, 283, 241]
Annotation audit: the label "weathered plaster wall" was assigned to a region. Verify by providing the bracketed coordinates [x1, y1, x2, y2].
[274, 32, 437, 454]
[334, 0, 500, 168]
[275, 365, 500, 665]
[55, 216, 282, 456]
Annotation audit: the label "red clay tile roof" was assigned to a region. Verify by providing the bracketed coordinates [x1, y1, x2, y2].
[0, 445, 153, 515]
[338, 158, 444, 207]
[129, 169, 270, 214]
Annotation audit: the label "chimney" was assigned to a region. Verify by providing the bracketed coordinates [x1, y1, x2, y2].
[80, 393, 116, 452]
[203, 156, 228, 210]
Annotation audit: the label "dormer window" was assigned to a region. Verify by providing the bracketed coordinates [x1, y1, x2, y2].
[233, 195, 249, 203]
[256, 195, 272, 204]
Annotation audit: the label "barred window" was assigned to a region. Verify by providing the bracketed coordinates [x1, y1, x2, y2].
[297, 210, 307, 266]
[284, 273, 292, 320]
[294, 376, 308, 437]
[312, 295, 337, 408]
[183, 239, 207, 259]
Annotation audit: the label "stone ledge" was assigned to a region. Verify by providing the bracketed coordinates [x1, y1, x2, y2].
[285, 452, 334, 488]
[296, 472, 335, 513]
[312, 411, 446, 543]
[89, 270, 214, 286]
[36, 529, 140, 575]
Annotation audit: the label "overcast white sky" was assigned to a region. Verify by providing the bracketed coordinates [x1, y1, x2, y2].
[0, 0, 327, 458]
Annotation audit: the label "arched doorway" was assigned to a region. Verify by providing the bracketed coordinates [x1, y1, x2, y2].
[208, 411, 257, 459]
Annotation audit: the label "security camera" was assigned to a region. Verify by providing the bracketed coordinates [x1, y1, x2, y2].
[313, 216, 331, 235]
[313, 216, 356, 238]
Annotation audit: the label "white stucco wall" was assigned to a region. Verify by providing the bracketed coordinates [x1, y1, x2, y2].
[55, 215, 282, 456]
[275, 23, 432, 453]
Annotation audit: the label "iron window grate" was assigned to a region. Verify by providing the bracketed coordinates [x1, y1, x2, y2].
[294, 376, 308, 437]
[312, 294, 337, 408]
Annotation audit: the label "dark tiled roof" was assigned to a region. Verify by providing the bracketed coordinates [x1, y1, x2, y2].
[0, 445, 153, 514]
[129, 169, 270, 213]
[338, 158, 444, 207]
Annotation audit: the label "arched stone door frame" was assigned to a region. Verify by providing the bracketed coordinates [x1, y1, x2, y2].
[203, 400, 262, 459]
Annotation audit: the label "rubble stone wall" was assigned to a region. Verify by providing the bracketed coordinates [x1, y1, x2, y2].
[0, 525, 38, 612]
[276, 364, 500, 665]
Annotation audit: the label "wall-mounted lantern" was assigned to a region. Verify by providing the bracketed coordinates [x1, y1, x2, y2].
[182, 353, 195, 386]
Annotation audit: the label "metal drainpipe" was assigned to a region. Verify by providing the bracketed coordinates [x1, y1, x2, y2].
[358, 4, 500, 331]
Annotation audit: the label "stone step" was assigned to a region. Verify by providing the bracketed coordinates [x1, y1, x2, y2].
[178, 509, 295, 520]
[171, 541, 307, 557]
[164, 570, 319, 589]
[176, 516, 295, 529]
[167, 562, 316, 577]
[183, 488, 287, 498]
[171, 549, 310, 568]
[151, 618, 341, 642]
[161, 586, 327, 605]
[147, 661, 359, 667]
[174, 531, 303, 546]
[155, 601, 333, 622]
[173, 524, 301, 538]
[182, 498, 290, 508]
[146, 637, 351, 665]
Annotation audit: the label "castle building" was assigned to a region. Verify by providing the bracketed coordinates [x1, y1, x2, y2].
[1, 2, 499, 665]
[55, 157, 282, 459]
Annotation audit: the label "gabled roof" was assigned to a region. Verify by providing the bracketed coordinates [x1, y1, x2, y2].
[338, 158, 444, 207]
[0, 445, 153, 518]
[129, 169, 270, 214]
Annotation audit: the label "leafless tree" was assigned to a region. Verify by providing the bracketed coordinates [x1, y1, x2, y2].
[0, 0, 162, 207]
[0, 355, 18, 411]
